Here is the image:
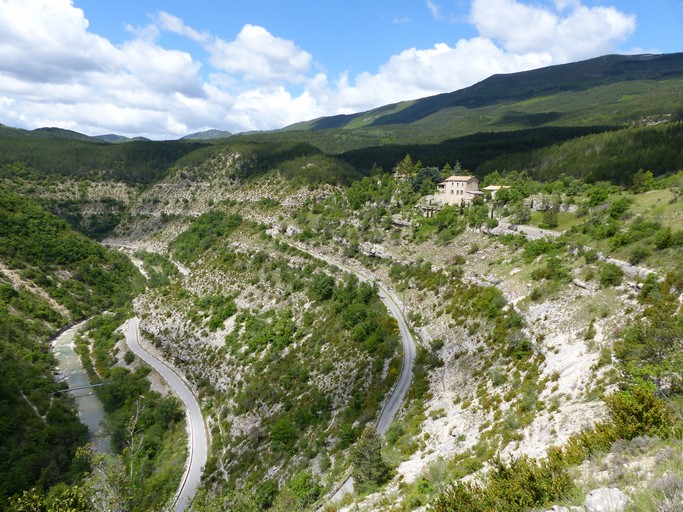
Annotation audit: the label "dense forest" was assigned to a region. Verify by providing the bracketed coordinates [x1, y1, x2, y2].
[0, 137, 207, 185]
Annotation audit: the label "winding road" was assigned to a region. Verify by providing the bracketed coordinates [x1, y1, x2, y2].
[125, 318, 207, 511]
[117, 240, 414, 508]
[289, 243, 417, 505]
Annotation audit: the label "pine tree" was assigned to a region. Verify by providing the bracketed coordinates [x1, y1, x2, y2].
[350, 425, 390, 491]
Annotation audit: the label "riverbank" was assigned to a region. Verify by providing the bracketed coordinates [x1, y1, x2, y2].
[52, 320, 110, 454]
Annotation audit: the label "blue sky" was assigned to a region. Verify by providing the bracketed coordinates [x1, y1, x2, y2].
[0, 0, 681, 139]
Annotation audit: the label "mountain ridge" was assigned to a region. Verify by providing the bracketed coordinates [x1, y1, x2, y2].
[289, 52, 683, 131]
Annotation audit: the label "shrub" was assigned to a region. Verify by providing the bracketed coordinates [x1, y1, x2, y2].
[583, 248, 599, 263]
[307, 273, 335, 302]
[604, 384, 676, 440]
[123, 350, 135, 365]
[629, 245, 651, 265]
[431, 456, 573, 512]
[600, 263, 624, 287]
[540, 208, 559, 228]
[270, 418, 297, 453]
[654, 227, 673, 250]
[522, 239, 562, 263]
[431, 481, 488, 512]
[287, 471, 321, 510]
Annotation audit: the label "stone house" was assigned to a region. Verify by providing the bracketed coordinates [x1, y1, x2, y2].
[435, 175, 482, 205]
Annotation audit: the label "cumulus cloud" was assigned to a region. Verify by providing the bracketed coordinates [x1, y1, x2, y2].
[0, 0, 117, 81]
[322, 0, 635, 112]
[208, 25, 313, 84]
[470, 0, 635, 61]
[0, 0, 640, 138]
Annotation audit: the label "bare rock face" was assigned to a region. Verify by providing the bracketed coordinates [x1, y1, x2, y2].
[584, 487, 629, 512]
[359, 242, 394, 260]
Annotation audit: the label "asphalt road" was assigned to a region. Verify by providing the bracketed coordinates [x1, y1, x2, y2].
[126, 318, 207, 511]
[374, 287, 416, 435]
[291, 244, 417, 505]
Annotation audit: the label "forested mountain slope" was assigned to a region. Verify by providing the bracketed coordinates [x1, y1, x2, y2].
[286, 53, 683, 132]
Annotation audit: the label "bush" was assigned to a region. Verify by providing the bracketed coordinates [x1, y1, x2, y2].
[583, 249, 598, 264]
[307, 273, 335, 302]
[287, 471, 320, 510]
[629, 245, 651, 265]
[600, 263, 624, 287]
[270, 418, 297, 453]
[431, 456, 573, 512]
[123, 351, 135, 365]
[540, 208, 558, 228]
[604, 385, 676, 440]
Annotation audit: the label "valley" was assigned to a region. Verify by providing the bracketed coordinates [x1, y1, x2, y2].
[1, 52, 682, 512]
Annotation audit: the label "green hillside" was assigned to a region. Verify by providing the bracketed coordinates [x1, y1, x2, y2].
[287, 53, 683, 133]
[2, 53, 682, 188]
[0, 135, 207, 185]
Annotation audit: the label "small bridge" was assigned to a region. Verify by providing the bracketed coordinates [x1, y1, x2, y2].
[55, 383, 104, 395]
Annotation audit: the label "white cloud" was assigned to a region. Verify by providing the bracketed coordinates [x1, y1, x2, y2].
[207, 25, 313, 84]
[0, 0, 640, 139]
[0, 0, 118, 81]
[470, 0, 635, 61]
[427, 0, 442, 20]
[155, 11, 209, 43]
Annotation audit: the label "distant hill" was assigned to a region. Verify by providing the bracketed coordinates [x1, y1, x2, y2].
[94, 133, 132, 143]
[0, 125, 96, 141]
[287, 53, 683, 132]
[31, 127, 96, 141]
[181, 129, 232, 140]
[1, 52, 682, 186]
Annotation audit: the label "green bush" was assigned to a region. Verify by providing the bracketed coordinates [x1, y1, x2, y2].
[307, 273, 335, 302]
[600, 263, 624, 287]
[270, 418, 297, 453]
[629, 245, 651, 265]
[431, 456, 573, 512]
[604, 384, 676, 440]
[583, 248, 599, 263]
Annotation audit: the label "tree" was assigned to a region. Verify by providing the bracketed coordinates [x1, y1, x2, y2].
[632, 169, 655, 193]
[394, 154, 420, 178]
[411, 166, 443, 194]
[308, 273, 335, 302]
[350, 425, 390, 491]
[466, 202, 491, 229]
[77, 400, 148, 511]
[8, 486, 91, 512]
[540, 208, 558, 229]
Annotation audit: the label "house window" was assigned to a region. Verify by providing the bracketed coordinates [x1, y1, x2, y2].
[450, 190, 454, 195]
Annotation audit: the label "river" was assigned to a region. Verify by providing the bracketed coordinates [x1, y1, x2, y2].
[52, 321, 110, 454]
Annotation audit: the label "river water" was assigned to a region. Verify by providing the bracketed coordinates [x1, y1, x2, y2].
[52, 321, 110, 454]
